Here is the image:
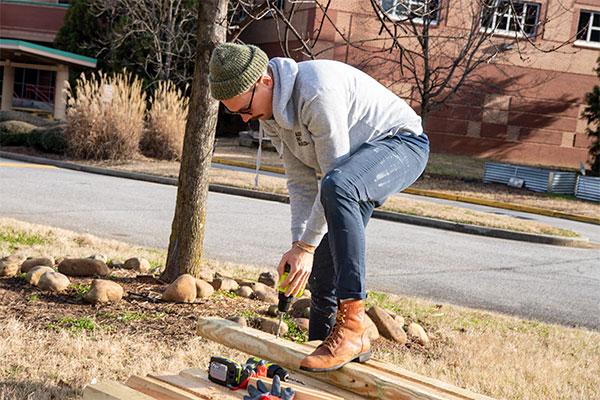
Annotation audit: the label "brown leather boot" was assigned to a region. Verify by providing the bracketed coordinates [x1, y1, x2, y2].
[300, 299, 371, 372]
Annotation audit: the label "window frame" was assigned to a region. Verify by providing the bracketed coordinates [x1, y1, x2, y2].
[574, 9, 600, 48]
[381, 0, 441, 26]
[479, 0, 541, 39]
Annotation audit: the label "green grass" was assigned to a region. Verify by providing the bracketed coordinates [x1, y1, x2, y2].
[282, 314, 308, 343]
[215, 290, 237, 299]
[0, 228, 49, 251]
[70, 283, 91, 298]
[27, 294, 40, 303]
[16, 272, 27, 281]
[47, 316, 97, 333]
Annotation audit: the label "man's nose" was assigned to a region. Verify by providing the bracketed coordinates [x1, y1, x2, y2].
[241, 114, 251, 123]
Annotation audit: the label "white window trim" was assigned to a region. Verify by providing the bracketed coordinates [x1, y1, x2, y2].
[479, 1, 540, 38]
[574, 39, 600, 50]
[577, 10, 600, 44]
[382, 0, 439, 25]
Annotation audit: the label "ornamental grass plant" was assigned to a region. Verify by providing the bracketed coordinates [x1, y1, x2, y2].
[141, 81, 189, 160]
[65, 70, 146, 160]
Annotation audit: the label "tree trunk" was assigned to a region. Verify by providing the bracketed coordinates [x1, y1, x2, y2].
[160, 0, 228, 283]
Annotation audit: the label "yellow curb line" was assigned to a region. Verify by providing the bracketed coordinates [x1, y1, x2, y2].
[211, 157, 600, 226]
[0, 162, 57, 169]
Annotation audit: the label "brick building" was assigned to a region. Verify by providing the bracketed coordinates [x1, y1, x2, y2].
[241, 0, 600, 169]
[0, 0, 96, 119]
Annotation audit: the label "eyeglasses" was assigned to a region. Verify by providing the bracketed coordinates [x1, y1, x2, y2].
[225, 83, 257, 116]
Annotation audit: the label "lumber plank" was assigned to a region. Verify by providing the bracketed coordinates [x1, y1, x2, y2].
[181, 368, 363, 400]
[197, 317, 495, 400]
[82, 381, 156, 400]
[151, 373, 244, 399]
[126, 375, 207, 400]
[247, 376, 343, 400]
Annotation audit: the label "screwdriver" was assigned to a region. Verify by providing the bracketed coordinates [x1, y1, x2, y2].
[276, 264, 303, 339]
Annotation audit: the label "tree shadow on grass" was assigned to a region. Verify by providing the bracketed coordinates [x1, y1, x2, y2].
[0, 380, 79, 400]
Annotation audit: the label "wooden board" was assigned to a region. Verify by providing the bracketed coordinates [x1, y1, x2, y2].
[127, 375, 208, 400]
[82, 381, 156, 400]
[197, 317, 495, 400]
[151, 373, 245, 400]
[247, 376, 343, 400]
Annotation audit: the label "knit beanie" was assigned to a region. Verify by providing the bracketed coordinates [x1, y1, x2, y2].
[209, 43, 269, 100]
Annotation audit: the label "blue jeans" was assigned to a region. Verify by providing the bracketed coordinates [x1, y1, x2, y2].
[308, 132, 429, 341]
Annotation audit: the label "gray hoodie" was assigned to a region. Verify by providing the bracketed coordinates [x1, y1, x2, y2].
[260, 57, 423, 247]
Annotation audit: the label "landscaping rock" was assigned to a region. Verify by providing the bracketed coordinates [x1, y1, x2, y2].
[84, 279, 124, 304]
[267, 304, 279, 317]
[258, 271, 278, 288]
[21, 257, 54, 273]
[88, 254, 108, 263]
[236, 286, 254, 298]
[290, 298, 311, 318]
[38, 271, 70, 292]
[123, 257, 151, 273]
[228, 316, 248, 328]
[108, 259, 124, 268]
[393, 314, 405, 328]
[366, 305, 407, 344]
[295, 318, 310, 331]
[364, 313, 380, 341]
[253, 289, 278, 304]
[0, 255, 24, 277]
[26, 266, 55, 286]
[259, 317, 288, 336]
[58, 258, 110, 277]
[249, 282, 269, 293]
[211, 277, 239, 292]
[195, 279, 214, 299]
[162, 274, 197, 303]
[407, 322, 430, 347]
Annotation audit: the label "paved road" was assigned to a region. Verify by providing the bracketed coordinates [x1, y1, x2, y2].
[1, 158, 599, 330]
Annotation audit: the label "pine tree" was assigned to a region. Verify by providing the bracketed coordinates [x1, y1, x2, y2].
[582, 57, 600, 176]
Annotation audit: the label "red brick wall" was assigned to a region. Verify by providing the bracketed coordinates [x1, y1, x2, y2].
[0, 3, 67, 43]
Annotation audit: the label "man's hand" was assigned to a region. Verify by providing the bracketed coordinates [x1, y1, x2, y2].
[277, 241, 315, 298]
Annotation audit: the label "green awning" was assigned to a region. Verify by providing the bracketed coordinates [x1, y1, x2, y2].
[0, 39, 96, 68]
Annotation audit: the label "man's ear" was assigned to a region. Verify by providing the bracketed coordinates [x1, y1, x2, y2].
[260, 73, 273, 88]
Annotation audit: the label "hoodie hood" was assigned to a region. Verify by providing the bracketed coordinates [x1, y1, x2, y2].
[268, 57, 299, 131]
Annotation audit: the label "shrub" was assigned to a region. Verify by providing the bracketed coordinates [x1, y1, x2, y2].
[65, 70, 146, 160]
[27, 125, 68, 154]
[140, 81, 189, 160]
[582, 57, 600, 176]
[0, 120, 36, 146]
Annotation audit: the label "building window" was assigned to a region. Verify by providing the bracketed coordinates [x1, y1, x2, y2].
[381, 0, 440, 24]
[13, 68, 56, 111]
[481, 0, 540, 37]
[577, 11, 600, 44]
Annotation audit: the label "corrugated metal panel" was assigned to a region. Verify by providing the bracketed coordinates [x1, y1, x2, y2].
[575, 176, 600, 202]
[483, 162, 577, 194]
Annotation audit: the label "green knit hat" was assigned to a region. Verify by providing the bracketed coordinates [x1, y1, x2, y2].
[209, 43, 269, 100]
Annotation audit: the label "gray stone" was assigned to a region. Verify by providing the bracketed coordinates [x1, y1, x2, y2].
[123, 257, 151, 273]
[162, 274, 197, 303]
[364, 313, 380, 341]
[294, 318, 310, 332]
[212, 277, 239, 292]
[26, 266, 55, 286]
[290, 298, 311, 318]
[83, 279, 124, 304]
[407, 322, 430, 347]
[366, 305, 407, 344]
[38, 271, 70, 293]
[0, 255, 24, 277]
[259, 317, 288, 336]
[21, 257, 54, 273]
[58, 258, 110, 277]
[258, 271, 278, 288]
[236, 286, 254, 298]
[195, 279, 215, 299]
[228, 316, 248, 328]
[253, 289, 278, 304]
[267, 304, 279, 317]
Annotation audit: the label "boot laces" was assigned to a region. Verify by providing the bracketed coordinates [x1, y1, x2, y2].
[321, 306, 347, 351]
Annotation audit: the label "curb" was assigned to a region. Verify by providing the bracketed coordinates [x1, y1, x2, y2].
[211, 157, 600, 226]
[1, 150, 596, 249]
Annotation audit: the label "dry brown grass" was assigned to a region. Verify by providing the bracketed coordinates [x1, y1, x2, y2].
[1, 219, 599, 400]
[65, 70, 146, 160]
[141, 81, 189, 160]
